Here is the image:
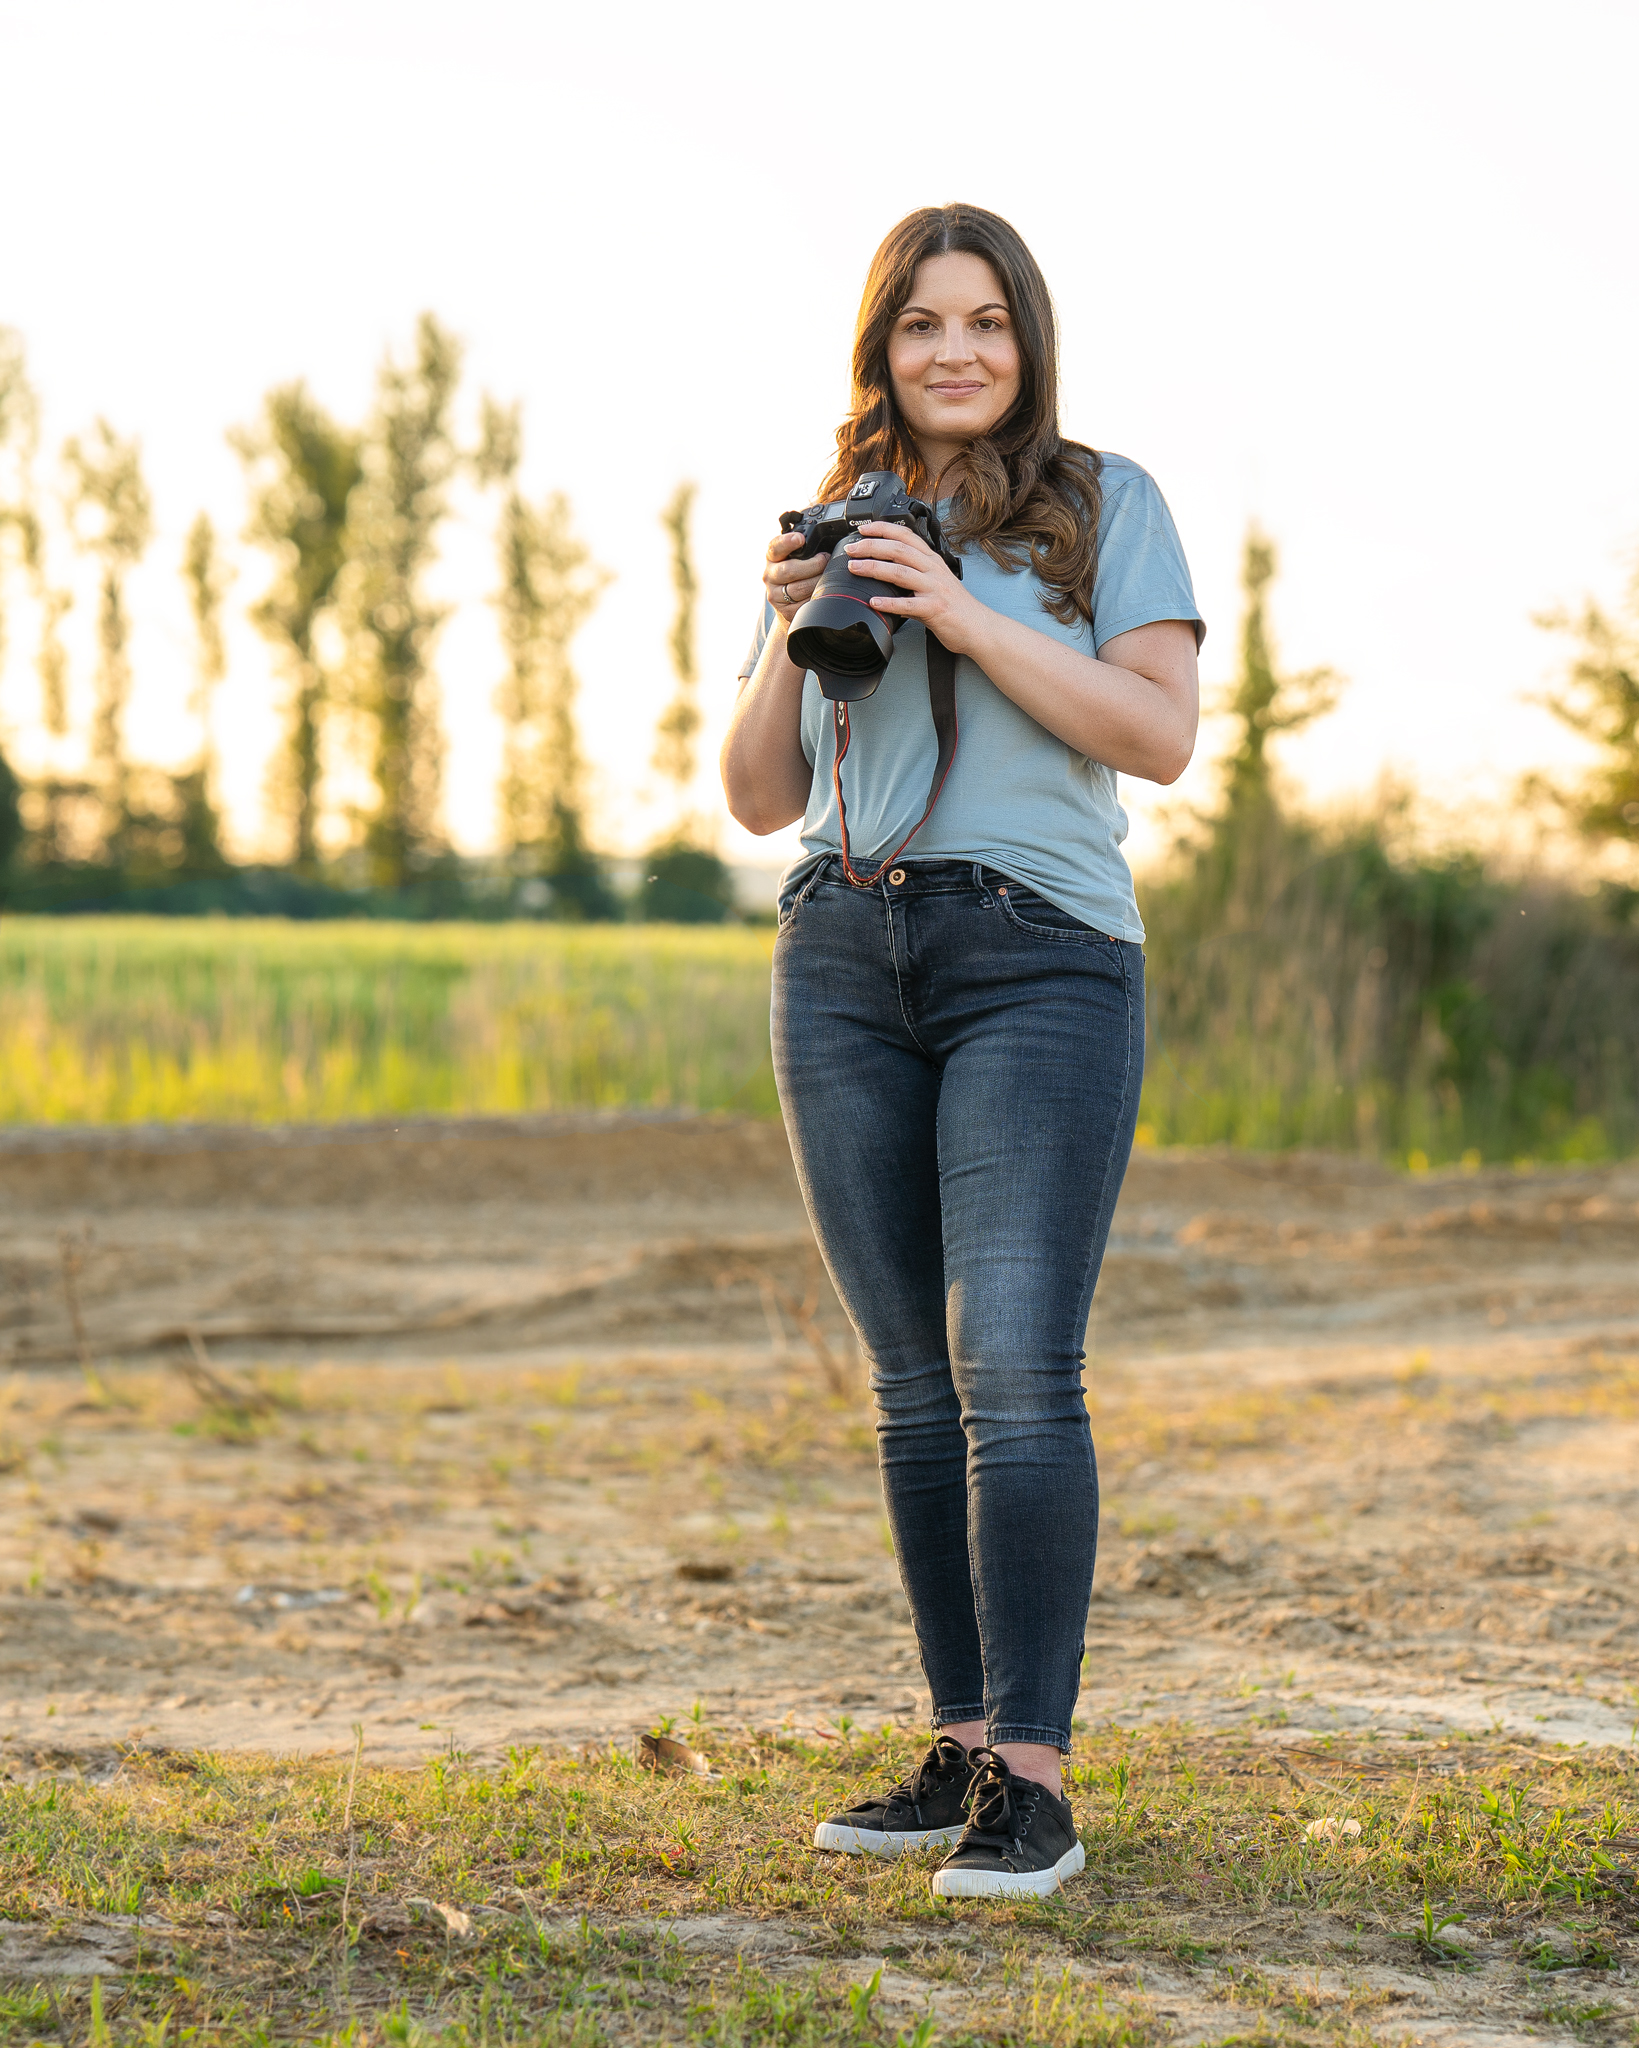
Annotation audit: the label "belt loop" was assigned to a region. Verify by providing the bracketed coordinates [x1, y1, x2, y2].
[972, 861, 992, 907]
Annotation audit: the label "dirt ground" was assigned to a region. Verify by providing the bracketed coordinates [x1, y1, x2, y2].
[3, 1115, 1638, 2041]
[4, 1110, 1636, 1763]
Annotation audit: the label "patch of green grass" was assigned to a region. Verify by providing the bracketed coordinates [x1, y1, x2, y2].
[0, 1726, 1634, 2044]
[0, 1985, 53, 2037]
[0, 917, 778, 1125]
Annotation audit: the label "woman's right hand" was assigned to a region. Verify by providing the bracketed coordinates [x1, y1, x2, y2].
[725, 531, 825, 833]
[763, 529, 828, 626]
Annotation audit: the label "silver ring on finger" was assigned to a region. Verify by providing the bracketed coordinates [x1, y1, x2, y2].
[780, 584, 792, 605]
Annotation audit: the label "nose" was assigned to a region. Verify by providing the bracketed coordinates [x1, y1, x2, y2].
[934, 321, 977, 366]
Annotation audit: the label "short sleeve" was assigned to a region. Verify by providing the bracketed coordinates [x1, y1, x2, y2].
[738, 600, 777, 681]
[1089, 461, 1205, 654]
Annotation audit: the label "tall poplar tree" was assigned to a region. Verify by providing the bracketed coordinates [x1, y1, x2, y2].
[0, 329, 35, 688]
[174, 511, 231, 871]
[1165, 524, 1346, 917]
[63, 420, 152, 857]
[344, 314, 461, 889]
[1219, 525, 1340, 824]
[652, 481, 701, 788]
[0, 340, 25, 886]
[642, 479, 733, 921]
[1533, 565, 1639, 848]
[232, 383, 361, 872]
[182, 512, 229, 744]
[0, 329, 70, 737]
[478, 399, 613, 913]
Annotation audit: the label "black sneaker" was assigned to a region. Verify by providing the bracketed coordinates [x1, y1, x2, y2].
[813, 1734, 977, 1859]
[931, 1748, 1085, 1898]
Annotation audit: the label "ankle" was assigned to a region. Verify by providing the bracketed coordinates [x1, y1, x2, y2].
[936, 1719, 986, 1754]
[993, 1743, 1063, 1798]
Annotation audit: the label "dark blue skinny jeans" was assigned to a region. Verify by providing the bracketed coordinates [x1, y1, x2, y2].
[771, 857, 1144, 1750]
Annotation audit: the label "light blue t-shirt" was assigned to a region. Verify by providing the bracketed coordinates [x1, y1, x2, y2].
[738, 453, 1203, 942]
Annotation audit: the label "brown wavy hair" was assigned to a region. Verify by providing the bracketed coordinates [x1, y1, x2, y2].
[819, 204, 1102, 627]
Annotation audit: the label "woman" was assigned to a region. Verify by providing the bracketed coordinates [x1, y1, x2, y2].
[720, 204, 1202, 1899]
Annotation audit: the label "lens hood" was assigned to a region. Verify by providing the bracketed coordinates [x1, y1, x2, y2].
[787, 593, 897, 700]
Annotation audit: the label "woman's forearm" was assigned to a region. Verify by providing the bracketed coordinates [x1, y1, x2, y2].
[958, 611, 1199, 785]
[837, 524, 1198, 786]
[720, 618, 814, 833]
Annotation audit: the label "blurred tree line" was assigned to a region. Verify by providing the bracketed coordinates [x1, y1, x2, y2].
[1140, 529, 1639, 1163]
[0, 316, 737, 923]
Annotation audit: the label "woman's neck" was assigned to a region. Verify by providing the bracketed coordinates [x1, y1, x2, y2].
[914, 437, 969, 500]
[909, 425, 975, 485]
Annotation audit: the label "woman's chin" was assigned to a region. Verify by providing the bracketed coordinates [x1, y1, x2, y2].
[915, 401, 1005, 440]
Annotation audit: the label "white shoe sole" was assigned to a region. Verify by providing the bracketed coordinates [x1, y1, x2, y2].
[813, 1820, 967, 1859]
[931, 1839, 1086, 1898]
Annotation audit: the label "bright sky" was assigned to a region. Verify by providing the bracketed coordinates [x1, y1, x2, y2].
[2, 0, 1636, 877]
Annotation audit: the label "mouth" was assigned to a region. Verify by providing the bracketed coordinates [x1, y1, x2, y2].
[927, 380, 986, 398]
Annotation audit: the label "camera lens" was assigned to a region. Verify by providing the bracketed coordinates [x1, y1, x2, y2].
[792, 614, 893, 676]
[787, 543, 899, 699]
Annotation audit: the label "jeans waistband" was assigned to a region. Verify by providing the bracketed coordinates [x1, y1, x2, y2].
[810, 855, 995, 896]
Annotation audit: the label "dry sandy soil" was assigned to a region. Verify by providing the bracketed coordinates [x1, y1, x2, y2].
[2, 1115, 1637, 2041]
[3, 1111, 1636, 1763]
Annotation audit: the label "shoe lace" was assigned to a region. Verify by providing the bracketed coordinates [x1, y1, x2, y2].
[959, 1748, 1041, 1858]
[881, 1735, 972, 1821]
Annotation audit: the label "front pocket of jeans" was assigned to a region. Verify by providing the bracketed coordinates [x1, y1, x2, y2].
[777, 869, 833, 929]
[996, 886, 1103, 944]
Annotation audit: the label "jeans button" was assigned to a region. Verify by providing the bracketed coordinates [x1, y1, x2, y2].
[888, 868, 906, 886]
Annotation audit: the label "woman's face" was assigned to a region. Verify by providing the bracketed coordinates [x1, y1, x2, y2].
[886, 251, 1022, 464]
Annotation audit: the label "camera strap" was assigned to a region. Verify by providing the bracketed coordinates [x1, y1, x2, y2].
[830, 630, 958, 889]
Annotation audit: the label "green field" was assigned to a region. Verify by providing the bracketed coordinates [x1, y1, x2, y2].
[0, 919, 780, 1126]
[4, 908, 1635, 1161]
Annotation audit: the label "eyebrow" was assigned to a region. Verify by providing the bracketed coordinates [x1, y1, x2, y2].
[900, 302, 1009, 318]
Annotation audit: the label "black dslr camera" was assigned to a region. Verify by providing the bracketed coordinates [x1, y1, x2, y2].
[779, 472, 963, 700]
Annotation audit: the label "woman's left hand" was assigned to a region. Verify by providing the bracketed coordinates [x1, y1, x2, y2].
[843, 522, 984, 654]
